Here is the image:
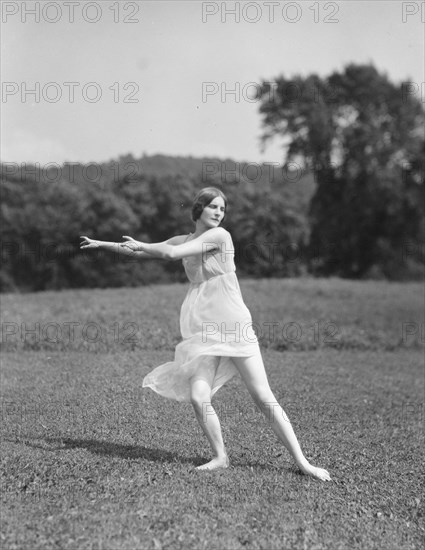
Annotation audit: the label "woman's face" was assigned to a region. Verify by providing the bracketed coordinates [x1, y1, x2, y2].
[198, 196, 226, 229]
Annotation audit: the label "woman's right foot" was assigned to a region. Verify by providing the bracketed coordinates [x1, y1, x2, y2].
[298, 462, 331, 481]
[195, 455, 229, 471]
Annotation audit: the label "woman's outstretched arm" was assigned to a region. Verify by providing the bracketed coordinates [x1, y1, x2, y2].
[80, 236, 156, 258]
[80, 236, 186, 259]
[80, 236, 154, 258]
[120, 227, 228, 261]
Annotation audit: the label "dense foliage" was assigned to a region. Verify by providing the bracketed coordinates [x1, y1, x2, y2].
[258, 63, 424, 279]
[0, 155, 316, 291]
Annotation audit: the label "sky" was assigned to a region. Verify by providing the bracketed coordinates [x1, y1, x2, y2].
[1, 0, 424, 166]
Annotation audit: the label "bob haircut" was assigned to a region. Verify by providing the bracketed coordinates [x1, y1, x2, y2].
[191, 187, 227, 222]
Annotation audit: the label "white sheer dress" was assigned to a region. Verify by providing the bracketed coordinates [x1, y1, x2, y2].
[142, 229, 260, 402]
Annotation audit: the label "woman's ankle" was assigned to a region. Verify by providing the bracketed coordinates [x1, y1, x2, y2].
[295, 457, 310, 470]
[213, 452, 228, 460]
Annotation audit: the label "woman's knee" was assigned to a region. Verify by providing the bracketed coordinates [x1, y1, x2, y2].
[190, 379, 212, 409]
[190, 393, 211, 410]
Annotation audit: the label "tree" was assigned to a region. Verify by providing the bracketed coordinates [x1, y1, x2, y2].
[258, 63, 424, 278]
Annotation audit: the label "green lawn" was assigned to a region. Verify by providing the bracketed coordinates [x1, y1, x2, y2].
[1, 277, 423, 352]
[1, 278, 424, 549]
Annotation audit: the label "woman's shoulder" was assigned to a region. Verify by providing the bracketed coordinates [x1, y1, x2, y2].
[218, 227, 233, 243]
[206, 227, 231, 239]
[166, 234, 191, 245]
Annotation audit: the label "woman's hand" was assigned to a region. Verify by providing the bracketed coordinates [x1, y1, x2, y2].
[120, 236, 144, 252]
[80, 236, 100, 250]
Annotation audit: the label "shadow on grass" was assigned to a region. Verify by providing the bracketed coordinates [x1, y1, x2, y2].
[4, 435, 297, 472]
[6, 435, 201, 465]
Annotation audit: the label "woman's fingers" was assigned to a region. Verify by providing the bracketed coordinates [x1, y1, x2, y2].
[122, 236, 136, 242]
[79, 236, 99, 249]
[80, 237, 90, 248]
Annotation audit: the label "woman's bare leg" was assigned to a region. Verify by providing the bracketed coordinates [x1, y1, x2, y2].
[231, 352, 331, 481]
[189, 372, 229, 470]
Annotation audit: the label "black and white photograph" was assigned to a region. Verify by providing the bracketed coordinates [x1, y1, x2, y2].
[1, 1, 424, 548]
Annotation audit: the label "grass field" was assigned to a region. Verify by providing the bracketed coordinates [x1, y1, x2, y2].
[1, 278, 424, 549]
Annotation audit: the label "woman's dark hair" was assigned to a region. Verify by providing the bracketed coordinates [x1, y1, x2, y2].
[191, 187, 227, 222]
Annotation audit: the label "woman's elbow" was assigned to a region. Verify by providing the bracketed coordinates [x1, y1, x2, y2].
[164, 247, 176, 261]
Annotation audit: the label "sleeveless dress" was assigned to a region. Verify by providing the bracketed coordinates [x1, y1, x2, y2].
[142, 229, 260, 402]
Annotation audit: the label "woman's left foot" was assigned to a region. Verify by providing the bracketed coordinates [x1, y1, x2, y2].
[299, 463, 331, 481]
[195, 456, 229, 471]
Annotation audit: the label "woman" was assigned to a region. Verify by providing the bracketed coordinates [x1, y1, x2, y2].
[80, 187, 331, 480]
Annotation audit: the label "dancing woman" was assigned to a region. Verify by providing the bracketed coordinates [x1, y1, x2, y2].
[80, 187, 331, 480]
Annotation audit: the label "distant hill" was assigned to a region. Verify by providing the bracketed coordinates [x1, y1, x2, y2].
[102, 152, 318, 215]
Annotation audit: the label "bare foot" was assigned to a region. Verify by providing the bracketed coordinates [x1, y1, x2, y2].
[298, 463, 331, 481]
[195, 455, 230, 471]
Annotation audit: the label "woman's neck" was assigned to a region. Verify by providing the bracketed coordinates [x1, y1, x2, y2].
[192, 224, 209, 237]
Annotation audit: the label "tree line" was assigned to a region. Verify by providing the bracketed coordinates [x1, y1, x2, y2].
[1, 63, 423, 292]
